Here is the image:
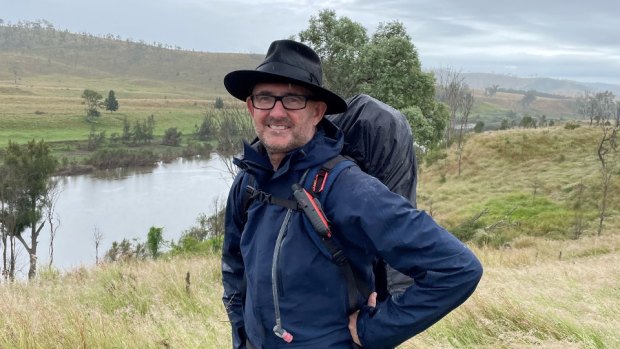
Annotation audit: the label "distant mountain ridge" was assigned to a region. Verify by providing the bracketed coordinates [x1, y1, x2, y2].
[1, 22, 618, 99]
[0, 23, 263, 93]
[461, 72, 620, 98]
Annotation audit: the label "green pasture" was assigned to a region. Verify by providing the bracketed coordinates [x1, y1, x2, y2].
[0, 75, 246, 146]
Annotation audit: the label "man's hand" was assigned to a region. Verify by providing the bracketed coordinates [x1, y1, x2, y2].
[348, 292, 377, 346]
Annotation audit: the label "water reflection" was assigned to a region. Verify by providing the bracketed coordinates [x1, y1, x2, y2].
[38, 154, 233, 271]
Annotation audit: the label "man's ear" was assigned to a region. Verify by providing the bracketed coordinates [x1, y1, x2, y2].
[246, 97, 254, 115]
[312, 101, 327, 126]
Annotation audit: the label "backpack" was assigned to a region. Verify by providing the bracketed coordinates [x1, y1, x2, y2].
[243, 94, 417, 303]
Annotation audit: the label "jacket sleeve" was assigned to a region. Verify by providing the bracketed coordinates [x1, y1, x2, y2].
[221, 172, 249, 349]
[325, 167, 483, 349]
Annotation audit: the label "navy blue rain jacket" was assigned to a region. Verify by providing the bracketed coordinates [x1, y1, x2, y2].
[222, 119, 482, 349]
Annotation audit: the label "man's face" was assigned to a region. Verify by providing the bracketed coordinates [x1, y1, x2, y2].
[247, 82, 326, 156]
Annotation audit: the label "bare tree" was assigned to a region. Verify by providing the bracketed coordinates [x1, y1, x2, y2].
[435, 67, 467, 145]
[457, 90, 474, 176]
[220, 155, 240, 182]
[576, 89, 594, 124]
[93, 226, 104, 265]
[45, 179, 61, 268]
[595, 92, 619, 235]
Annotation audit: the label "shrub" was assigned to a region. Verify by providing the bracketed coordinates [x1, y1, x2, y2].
[423, 147, 448, 167]
[214, 97, 224, 109]
[162, 127, 182, 146]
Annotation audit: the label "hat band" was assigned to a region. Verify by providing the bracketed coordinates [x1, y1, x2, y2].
[256, 61, 321, 86]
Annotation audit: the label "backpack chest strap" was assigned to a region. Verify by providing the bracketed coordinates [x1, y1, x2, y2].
[245, 185, 300, 211]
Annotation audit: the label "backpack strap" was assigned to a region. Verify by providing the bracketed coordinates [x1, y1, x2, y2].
[311, 155, 350, 194]
[299, 155, 372, 312]
[241, 173, 299, 224]
[240, 156, 370, 313]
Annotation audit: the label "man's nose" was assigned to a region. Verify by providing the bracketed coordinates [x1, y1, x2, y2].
[270, 99, 288, 115]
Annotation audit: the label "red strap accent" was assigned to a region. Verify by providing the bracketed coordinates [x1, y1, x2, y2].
[312, 169, 329, 194]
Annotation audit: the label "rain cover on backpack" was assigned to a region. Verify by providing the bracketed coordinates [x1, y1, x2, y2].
[327, 94, 418, 299]
[327, 94, 418, 207]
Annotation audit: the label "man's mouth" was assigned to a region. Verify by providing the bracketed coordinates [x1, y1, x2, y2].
[268, 124, 290, 131]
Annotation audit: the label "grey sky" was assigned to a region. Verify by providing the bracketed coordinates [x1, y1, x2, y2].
[2, 0, 619, 84]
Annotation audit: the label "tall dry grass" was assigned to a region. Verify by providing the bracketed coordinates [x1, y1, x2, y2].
[0, 256, 232, 348]
[2, 233, 618, 348]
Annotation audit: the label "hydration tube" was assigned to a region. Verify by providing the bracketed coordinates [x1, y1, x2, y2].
[271, 208, 294, 343]
[270, 170, 308, 343]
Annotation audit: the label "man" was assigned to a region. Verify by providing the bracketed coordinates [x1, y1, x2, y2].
[222, 39, 482, 349]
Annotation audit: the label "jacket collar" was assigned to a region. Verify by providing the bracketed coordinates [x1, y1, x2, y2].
[234, 118, 344, 182]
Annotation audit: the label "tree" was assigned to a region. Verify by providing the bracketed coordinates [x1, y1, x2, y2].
[485, 84, 500, 96]
[298, 11, 435, 112]
[519, 115, 537, 128]
[214, 97, 224, 109]
[162, 127, 182, 146]
[435, 67, 467, 144]
[402, 104, 449, 150]
[360, 21, 435, 114]
[1, 140, 58, 279]
[45, 179, 61, 268]
[81, 89, 103, 119]
[594, 91, 618, 235]
[298, 10, 368, 98]
[521, 90, 537, 109]
[474, 121, 485, 133]
[93, 226, 103, 265]
[456, 90, 475, 176]
[146, 226, 164, 259]
[103, 90, 119, 113]
[298, 10, 441, 144]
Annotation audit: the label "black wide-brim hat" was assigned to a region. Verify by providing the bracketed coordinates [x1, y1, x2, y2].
[224, 40, 347, 115]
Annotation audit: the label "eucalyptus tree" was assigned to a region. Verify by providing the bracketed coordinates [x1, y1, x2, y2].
[81, 89, 103, 119]
[298, 10, 447, 148]
[1, 140, 57, 279]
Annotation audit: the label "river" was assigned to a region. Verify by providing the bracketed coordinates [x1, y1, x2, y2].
[33, 155, 233, 271]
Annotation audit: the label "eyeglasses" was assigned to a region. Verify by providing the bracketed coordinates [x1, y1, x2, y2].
[250, 94, 313, 110]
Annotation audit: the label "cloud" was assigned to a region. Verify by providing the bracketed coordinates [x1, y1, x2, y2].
[2, 0, 619, 84]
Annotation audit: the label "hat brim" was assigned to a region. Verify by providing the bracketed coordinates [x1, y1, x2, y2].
[224, 70, 347, 115]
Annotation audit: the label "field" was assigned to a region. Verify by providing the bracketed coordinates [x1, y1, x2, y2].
[0, 76, 245, 146]
[1, 233, 618, 348]
[1, 125, 619, 348]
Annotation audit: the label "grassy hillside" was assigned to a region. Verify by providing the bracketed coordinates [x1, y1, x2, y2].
[0, 24, 263, 92]
[0, 22, 588, 147]
[418, 125, 619, 244]
[0, 23, 261, 152]
[2, 124, 619, 348]
[470, 90, 578, 127]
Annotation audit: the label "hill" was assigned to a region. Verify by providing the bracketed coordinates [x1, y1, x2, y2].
[2, 21, 606, 139]
[0, 22, 264, 93]
[463, 72, 620, 97]
[0, 23, 266, 150]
